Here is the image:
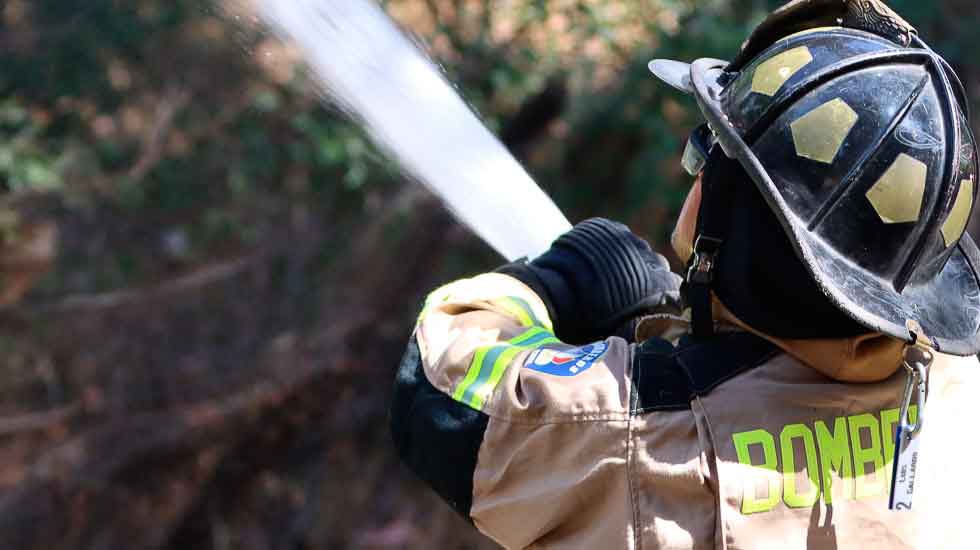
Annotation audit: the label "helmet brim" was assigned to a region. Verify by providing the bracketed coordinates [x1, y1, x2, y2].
[649, 57, 980, 355]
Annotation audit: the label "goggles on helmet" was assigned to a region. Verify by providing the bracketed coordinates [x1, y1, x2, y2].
[682, 123, 717, 176]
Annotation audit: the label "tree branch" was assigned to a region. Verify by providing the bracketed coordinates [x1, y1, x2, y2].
[0, 403, 80, 437]
[126, 87, 192, 183]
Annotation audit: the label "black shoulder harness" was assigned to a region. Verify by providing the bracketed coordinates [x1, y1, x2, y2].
[630, 331, 780, 413]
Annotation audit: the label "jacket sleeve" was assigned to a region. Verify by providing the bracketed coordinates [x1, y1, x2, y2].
[390, 273, 634, 548]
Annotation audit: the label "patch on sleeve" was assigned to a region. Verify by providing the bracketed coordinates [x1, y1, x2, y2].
[525, 342, 609, 377]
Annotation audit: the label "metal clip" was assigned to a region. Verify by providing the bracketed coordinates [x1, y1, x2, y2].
[685, 235, 722, 284]
[898, 345, 932, 438]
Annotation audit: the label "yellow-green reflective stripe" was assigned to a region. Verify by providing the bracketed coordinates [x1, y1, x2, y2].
[420, 288, 554, 331]
[510, 326, 549, 345]
[453, 327, 559, 409]
[458, 329, 551, 406]
[497, 296, 553, 331]
[512, 331, 561, 348]
[498, 297, 535, 327]
[471, 335, 561, 410]
[453, 345, 497, 402]
[512, 295, 553, 331]
[462, 327, 554, 404]
[469, 346, 528, 410]
[471, 331, 561, 408]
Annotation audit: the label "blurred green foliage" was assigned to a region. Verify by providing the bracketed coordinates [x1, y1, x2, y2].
[0, 0, 977, 295]
[1, 3, 978, 548]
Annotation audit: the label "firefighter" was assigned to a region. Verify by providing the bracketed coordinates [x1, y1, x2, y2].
[391, 1, 980, 548]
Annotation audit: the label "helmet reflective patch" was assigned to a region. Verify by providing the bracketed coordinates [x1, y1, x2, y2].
[865, 154, 928, 224]
[751, 46, 813, 97]
[942, 179, 975, 246]
[790, 98, 859, 164]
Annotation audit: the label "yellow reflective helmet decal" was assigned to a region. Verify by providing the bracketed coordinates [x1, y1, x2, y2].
[751, 46, 814, 97]
[941, 179, 975, 247]
[790, 98, 859, 164]
[866, 153, 928, 224]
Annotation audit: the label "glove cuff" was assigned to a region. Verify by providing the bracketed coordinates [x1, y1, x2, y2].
[552, 218, 658, 316]
[500, 218, 681, 344]
[494, 261, 564, 329]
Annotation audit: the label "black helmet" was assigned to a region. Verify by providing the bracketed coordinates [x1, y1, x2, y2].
[649, 0, 980, 355]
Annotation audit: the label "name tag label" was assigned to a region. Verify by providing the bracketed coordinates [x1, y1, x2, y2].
[888, 418, 924, 510]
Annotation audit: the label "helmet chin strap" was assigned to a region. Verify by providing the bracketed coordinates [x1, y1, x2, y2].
[683, 59, 747, 340]
[684, 149, 734, 339]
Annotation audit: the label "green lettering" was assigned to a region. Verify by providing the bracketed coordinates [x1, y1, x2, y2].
[780, 424, 820, 508]
[814, 417, 853, 503]
[848, 413, 885, 499]
[733, 429, 781, 514]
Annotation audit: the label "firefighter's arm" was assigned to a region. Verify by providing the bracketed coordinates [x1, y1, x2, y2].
[391, 273, 634, 548]
[390, 219, 681, 547]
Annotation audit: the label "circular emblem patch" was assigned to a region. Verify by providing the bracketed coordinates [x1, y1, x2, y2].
[524, 342, 609, 377]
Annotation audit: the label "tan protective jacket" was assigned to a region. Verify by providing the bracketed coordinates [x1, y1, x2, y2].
[395, 273, 980, 549]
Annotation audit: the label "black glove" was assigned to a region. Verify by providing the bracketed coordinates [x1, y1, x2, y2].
[497, 218, 682, 345]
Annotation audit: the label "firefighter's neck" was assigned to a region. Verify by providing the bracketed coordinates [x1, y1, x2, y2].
[714, 299, 906, 383]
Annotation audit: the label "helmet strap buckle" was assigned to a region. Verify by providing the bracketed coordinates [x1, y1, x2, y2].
[899, 344, 932, 437]
[888, 342, 932, 511]
[685, 235, 723, 339]
[686, 235, 722, 284]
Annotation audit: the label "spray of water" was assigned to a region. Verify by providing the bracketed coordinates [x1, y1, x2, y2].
[257, 0, 572, 261]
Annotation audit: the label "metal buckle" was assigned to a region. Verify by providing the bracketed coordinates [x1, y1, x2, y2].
[686, 235, 722, 284]
[899, 344, 932, 438]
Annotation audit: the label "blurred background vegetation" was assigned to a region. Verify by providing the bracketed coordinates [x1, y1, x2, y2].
[0, 1, 976, 548]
